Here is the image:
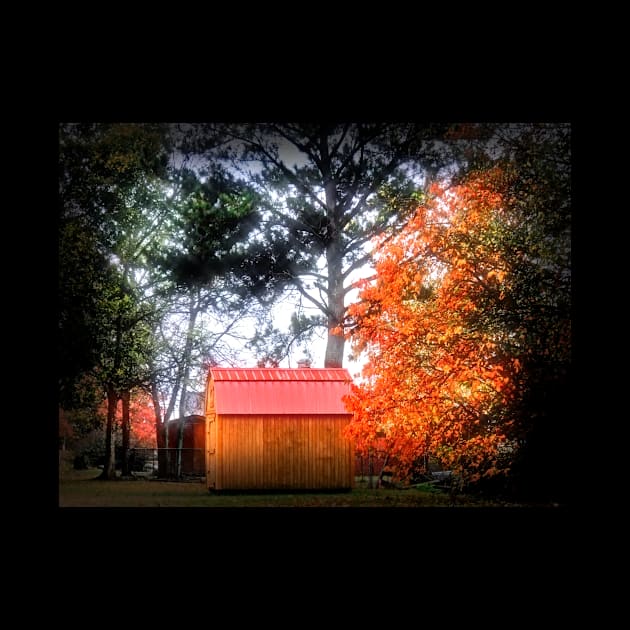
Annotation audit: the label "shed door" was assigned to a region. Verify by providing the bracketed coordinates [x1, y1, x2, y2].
[206, 415, 217, 488]
[205, 385, 217, 489]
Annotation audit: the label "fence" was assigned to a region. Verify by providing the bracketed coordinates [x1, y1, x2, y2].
[86, 447, 424, 486]
[129, 448, 205, 478]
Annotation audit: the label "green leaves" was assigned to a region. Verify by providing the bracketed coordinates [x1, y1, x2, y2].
[59, 124, 171, 404]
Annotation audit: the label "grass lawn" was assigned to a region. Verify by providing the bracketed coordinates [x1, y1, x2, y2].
[58, 468, 527, 508]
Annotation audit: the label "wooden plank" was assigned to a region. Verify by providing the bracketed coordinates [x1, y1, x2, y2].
[206, 380, 217, 489]
[206, 414, 217, 489]
[216, 414, 353, 490]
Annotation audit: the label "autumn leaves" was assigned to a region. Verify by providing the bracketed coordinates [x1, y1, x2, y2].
[343, 170, 527, 486]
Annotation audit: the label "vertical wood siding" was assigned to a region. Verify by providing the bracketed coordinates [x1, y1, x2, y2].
[211, 414, 353, 490]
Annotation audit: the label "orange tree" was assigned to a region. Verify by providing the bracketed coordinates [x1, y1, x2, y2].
[96, 389, 157, 449]
[344, 170, 521, 488]
[127, 390, 158, 448]
[344, 123, 570, 502]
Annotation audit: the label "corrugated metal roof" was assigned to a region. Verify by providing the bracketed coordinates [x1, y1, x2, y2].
[210, 368, 351, 382]
[208, 368, 353, 415]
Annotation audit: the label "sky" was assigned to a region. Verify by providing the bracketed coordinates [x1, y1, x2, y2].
[208, 276, 371, 380]
[171, 125, 407, 384]
[189, 131, 374, 378]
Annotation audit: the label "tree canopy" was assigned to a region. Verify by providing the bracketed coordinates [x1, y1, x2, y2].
[344, 123, 570, 502]
[59, 122, 266, 478]
[177, 123, 453, 367]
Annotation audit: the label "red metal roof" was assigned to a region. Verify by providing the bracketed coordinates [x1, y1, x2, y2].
[208, 368, 353, 415]
[210, 368, 351, 382]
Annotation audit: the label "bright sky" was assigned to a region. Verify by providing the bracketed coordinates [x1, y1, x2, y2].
[179, 129, 389, 382]
[210, 272, 371, 380]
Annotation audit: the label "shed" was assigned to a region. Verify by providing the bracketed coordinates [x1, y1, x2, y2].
[205, 367, 354, 491]
[159, 415, 205, 476]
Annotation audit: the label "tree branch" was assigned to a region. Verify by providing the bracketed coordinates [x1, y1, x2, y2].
[228, 128, 329, 214]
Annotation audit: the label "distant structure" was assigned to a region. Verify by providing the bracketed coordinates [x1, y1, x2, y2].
[161, 415, 205, 476]
[182, 391, 205, 416]
[157, 392, 206, 477]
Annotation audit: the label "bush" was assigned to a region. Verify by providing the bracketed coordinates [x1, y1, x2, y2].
[73, 454, 90, 470]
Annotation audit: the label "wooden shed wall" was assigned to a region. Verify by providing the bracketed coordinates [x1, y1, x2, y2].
[164, 416, 205, 475]
[207, 414, 354, 491]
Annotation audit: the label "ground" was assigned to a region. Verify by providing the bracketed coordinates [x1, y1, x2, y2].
[58, 466, 551, 508]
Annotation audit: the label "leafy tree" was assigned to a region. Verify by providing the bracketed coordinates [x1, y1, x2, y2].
[60, 122, 260, 479]
[59, 216, 112, 408]
[92, 273, 157, 478]
[345, 123, 570, 502]
[479, 124, 571, 501]
[345, 170, 521, 489]
[127, 390, 158, 449]
[58, 408, 74, 453]
[146, 163, 262, 476]
[59, 122, 170, 479]
[183, 123, 451, 367]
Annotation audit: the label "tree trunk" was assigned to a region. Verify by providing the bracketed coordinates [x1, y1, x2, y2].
[324, 243, 346, 368]
[164, 413, 171, 477]
[176, 417, 185, 479]
[121, 389, 131, 476]
[323, 170, 346, 369]
[101, 309, 123, 480]
[176, 295, 200, 478]
[324, 324, 345, 368]
[377, 453, 391, 488]
[151, 380, 167, 477]
[151, 381, 165, 449]
[100, 384, 118, 480]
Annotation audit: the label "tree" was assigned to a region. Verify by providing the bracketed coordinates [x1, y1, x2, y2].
[146, 163, 262, 477]
[93, 274, 157, 478]
[185, 123, 451, 367]
[59, 213, 113, 409]
[345, 122, 570, 502]
[479, 124, 571, 501]
[127, 390, 158, 448]
[59, 122, 170, 479]
[60, 122, 264, 479]
[58, 408, 74, 453]
[344, 170, 522, 488]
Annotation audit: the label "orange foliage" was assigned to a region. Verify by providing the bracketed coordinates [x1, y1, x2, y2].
[344, 169, 519, 484]
[97, 390, 157, 448]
